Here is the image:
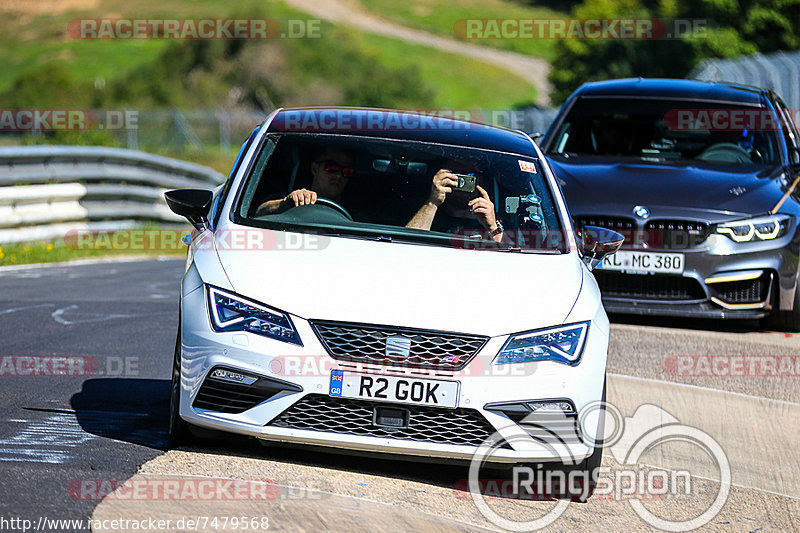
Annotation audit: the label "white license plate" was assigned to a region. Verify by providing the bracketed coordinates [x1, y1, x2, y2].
[329, 371, 459, 408]
[599, 250, 684, 274]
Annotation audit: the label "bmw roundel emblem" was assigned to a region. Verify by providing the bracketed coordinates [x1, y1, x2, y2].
[633, 205, 650, 219]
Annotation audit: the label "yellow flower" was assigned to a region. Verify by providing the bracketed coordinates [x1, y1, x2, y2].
[24, 246, 31, 252]
[47, 243, 53, 251]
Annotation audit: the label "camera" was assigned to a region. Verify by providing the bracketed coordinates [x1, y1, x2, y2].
[451, 173, 477, 193]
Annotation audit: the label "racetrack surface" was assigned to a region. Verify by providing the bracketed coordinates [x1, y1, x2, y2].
[0, 258, 797, 531]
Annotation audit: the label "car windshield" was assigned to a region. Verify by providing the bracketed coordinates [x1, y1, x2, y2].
[234, 133, 566, 252]
[548, 97, 781, 166]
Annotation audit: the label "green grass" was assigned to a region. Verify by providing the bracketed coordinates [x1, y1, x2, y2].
[0, 229, 188, 267]
[354, 0, 566, 60]
[358, 31, 536, 109]
[0, 0, 539, 110]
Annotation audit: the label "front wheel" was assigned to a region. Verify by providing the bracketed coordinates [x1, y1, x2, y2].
[764, 281, 800, 332]
[167, 330, 190, 448]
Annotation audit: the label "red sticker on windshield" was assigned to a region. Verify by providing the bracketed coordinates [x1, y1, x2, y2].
[518, 160, 537, 173]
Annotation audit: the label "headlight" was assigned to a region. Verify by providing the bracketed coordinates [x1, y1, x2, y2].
[716, 214, 791, 243]
[207, 286, 302, 345]
[494, 322, 589, 366]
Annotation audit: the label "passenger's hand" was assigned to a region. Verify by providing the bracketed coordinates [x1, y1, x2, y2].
[469, 185, 497, 231]
[428, 169, 457, 206]
[284, 188, 317, 207]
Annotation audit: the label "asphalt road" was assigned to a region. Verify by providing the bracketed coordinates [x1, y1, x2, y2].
[0, 259, 180, 528]
[0, 258, 797, 532]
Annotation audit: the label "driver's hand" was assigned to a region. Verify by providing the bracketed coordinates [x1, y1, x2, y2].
[429, 169, 457, 206]
[469, 185, 498, 230]
[284, 188, 317, 207]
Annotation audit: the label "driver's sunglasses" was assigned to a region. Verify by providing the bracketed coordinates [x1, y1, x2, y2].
[318, 160, 354, 178]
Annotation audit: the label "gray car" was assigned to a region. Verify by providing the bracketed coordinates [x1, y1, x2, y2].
[542, 78, 800, 330]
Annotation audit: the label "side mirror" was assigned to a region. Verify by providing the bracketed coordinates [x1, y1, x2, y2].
[165, 189, 213, 231]
[790, 146, 800, 165]
[580, 225, 624, 270]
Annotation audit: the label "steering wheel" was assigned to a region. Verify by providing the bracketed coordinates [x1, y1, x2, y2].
[289, 197, 353, 221]
[696, 143, 753, 164]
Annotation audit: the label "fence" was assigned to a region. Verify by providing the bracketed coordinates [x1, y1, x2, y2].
[690, 49, 800, 111]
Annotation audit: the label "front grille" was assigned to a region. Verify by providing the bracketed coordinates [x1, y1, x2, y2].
[575, 216, 710, 250]
[593, 271, 706, 301]
[645, 220, 709, 250]
[712, 276, 769, 304]
[575, 216, 635, 234]
[310, 321, 488, 371]
[193, 380, 278, 414]
[269, 394, 501, 447]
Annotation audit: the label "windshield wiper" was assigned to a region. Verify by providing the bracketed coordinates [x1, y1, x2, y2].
[495, 247, 563, 254]
[316, 231, 392, 243]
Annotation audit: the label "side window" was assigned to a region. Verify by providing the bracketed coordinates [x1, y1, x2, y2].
[237, 137, 278, 218]
[211, 126, 260, 227]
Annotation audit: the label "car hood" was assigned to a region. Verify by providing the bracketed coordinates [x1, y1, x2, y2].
[549, 156, 782, 222]
[215, 230, 583, 337]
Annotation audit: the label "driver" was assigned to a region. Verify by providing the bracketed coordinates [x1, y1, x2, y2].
[592, 119, 632, 156]
[255, 148, 354, 215]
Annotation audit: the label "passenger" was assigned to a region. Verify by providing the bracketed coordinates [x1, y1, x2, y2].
[406, 166, 504, 243]
[255, 148, 354, 215]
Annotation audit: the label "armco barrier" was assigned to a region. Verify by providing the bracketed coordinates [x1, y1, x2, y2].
[0, 146, 225, 243]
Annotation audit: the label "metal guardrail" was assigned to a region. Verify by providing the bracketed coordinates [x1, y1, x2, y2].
[0, 145, 225, 244]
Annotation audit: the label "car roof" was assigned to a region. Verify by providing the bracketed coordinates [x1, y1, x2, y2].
[573, 78, 767, 106]
[264, 107, 538, 155]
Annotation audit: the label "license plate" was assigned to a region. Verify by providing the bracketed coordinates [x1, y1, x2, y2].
[329, 370, 459, 408]
[599, 250, 684, 274]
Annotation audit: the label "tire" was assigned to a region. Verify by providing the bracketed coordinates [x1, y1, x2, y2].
[569, 376, 606, 502]
[167, 329, 190, 448]
[764, 281, 800, 332]
[523, 376, 606, 503]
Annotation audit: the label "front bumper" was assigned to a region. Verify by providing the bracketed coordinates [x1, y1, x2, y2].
[178, 282, 609, 464]
[593, 233, 799, 319]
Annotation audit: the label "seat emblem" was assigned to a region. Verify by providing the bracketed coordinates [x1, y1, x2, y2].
[386, 336, 412, 357]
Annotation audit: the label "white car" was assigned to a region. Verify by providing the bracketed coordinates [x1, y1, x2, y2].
[166, 108, 622, 493]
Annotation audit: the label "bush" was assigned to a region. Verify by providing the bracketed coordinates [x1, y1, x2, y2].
[548, 0, 800, 105]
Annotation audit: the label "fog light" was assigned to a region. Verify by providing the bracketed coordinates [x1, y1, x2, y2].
[527, 401, 575, 414]
[484, 399, 577, 418]
[210, 368, 258, 385]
